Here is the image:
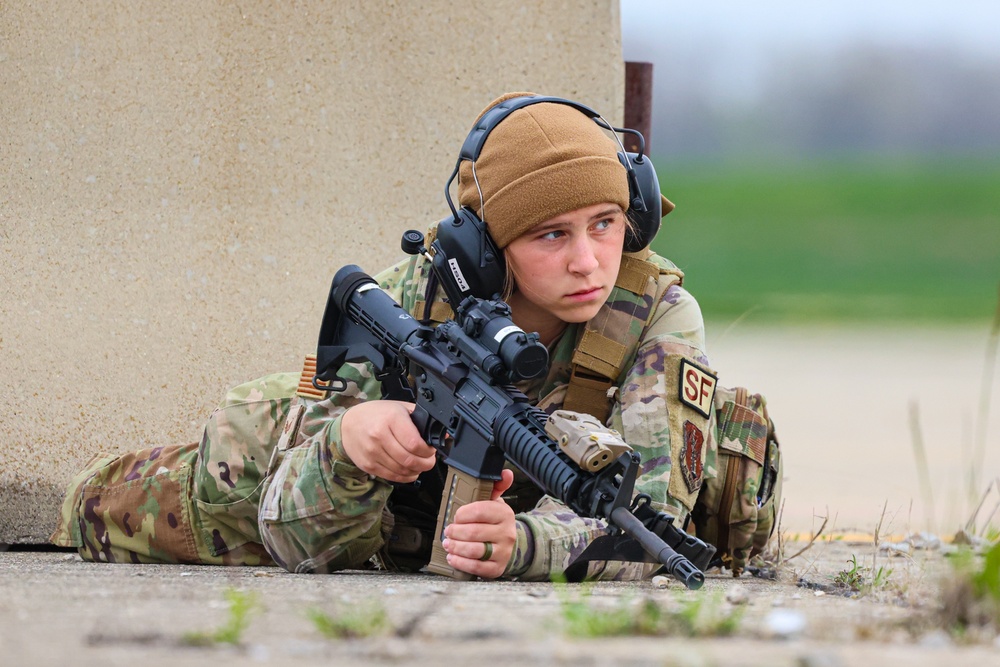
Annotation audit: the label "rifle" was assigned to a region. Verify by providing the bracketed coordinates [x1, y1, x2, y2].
[312, 230, 715, 589]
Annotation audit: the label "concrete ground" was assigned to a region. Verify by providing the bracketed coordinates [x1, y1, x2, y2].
[3, 537, 998, 667]
[3, 323, 997, 665]
[704, 322, 1000, 535]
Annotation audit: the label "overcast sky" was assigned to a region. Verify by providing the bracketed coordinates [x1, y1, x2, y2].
[621, 1, 1000, 105]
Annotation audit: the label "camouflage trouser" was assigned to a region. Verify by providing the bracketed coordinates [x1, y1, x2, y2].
[50, 442, 273, 566]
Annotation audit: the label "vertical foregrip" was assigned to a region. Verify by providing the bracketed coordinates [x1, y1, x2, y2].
[426, 466, 495, 580]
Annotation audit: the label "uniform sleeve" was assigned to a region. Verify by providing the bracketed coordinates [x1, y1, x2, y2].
[256, 363, 393, 573]
[504, 283, 710, 582]
[614, 282, 712, 517]
[505, 500, 660, 581]
[256, 257, 422, 573]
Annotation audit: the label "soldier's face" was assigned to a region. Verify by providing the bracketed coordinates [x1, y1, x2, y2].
[505, 202, 626, 330]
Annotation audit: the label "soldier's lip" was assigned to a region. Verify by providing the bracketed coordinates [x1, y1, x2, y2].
[566, 287, 602, 300]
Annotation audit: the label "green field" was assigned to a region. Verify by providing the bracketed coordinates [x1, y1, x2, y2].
[650, 158, 1000, 324]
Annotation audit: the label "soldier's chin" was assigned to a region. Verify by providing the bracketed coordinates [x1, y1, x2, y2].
[558, 302, 604, 324]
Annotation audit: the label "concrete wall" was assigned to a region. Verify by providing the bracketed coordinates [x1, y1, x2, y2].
[0, 1, 624, 543]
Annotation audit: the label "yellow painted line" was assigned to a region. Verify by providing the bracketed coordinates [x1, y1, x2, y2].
[783, 532, 917, 543]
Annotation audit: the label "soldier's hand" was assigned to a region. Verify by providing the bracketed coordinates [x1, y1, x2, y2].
[442, 469, 517, 579]
[340, 401, 437, 483]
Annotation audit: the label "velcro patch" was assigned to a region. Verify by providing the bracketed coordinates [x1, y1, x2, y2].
[681, 420, 705, 493]
[268, 403, 305, 474]
[297, 354, 331, 400]
[678, 359, 718, 418]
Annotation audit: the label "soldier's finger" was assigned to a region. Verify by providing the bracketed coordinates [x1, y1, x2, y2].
[368, 460, 420, 484]
[441, 537, 491, 562]
[451, 499, 513, 528]
[387, 413, 436, 464]
[446, 553, 496, 579]
[490, 469, 515, 501]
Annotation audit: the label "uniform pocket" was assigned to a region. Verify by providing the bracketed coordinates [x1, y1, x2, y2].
[695, 386, 775, 575]
[192, 480, 267, 556]
[77, 444, 201, 564]
[191, 398, 284, 556]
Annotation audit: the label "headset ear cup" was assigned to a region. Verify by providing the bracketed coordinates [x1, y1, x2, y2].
[431, 208, 507, 300]
[620, 152, 662, 252]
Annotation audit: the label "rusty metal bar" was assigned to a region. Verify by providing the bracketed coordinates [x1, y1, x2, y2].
[623, 61, 653, 154]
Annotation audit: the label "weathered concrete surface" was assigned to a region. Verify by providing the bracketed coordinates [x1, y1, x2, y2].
[0, 0, 624, 543]
[706, 322, 1000, 536]
[3, 539, 996, 666]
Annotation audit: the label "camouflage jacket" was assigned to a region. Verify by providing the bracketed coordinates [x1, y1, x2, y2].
[54, 250, 712, 580]
[252, 251, 711, 580]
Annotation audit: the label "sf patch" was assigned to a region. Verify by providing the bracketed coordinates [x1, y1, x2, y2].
[678, 359, 717, 418]
[681, 420, 705, 493]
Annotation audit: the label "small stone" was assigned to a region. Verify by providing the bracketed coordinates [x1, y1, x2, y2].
[253, 571, 274, 578]
[651, 575, 670, 589]
[918, 629, 953, 649]
[248, 643, 270, 662]
[907, 532, 942, 551]
[813, 590, 825, 597]
[796, 651, 844, 667]
[285, 639, 325, 657]
[726, 584, 750, 605]
[952, 529, 974, 545]
[383, 587, 397, 596]
[764, 609, 807, 639]
[772, 596, 785, 607]
[951, 530, 989, 552]
[368, 637, 408, 659]
[878, 542, 911, 557]
[180, 572, 193, 577]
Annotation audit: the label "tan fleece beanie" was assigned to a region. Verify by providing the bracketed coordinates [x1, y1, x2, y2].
[457, 92, 631, 249]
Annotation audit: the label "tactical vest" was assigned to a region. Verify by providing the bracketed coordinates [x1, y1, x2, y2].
[383, 232, 782, 577]
[409, 228, 684, 424]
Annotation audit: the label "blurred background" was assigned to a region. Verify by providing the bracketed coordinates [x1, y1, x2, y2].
[623, 0, 999, 323]
[619, 1, 1000, 535]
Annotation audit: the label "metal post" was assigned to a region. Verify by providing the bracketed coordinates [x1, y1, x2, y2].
[624, 61, 653, 154]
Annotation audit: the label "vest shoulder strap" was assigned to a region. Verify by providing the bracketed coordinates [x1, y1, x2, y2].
[563, 251, 684, 422]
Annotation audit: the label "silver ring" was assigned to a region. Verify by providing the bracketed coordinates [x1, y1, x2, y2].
[479, 541, 494, 562]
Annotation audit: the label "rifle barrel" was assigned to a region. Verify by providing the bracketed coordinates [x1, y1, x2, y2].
[610, 507, 704, 590]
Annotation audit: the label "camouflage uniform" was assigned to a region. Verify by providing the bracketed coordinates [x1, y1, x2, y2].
[53, 250, 712, 581]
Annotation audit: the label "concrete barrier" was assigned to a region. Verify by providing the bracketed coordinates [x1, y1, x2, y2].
[0, 0, 624, 543]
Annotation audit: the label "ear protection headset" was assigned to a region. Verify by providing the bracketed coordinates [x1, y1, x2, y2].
[430, 95, 663, 302]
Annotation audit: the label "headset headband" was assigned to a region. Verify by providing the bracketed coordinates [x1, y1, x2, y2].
[435, 95, 663, 297]
[459, 96, 602, 162]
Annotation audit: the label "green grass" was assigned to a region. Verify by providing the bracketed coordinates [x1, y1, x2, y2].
[307, 603, 392, 639]
[182, 588, 261, 646]
[833, 554, 894, 596]
[940, 541, 1000, 638]
[558, 590, 743, 638]
[652, 157, 1000, 323]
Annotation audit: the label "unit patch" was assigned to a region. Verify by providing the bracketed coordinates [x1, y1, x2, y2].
[681, 420, 705, 493]
[678, 359, 717, 418]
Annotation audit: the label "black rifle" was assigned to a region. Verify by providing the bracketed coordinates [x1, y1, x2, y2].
[313, 231, 714, 588]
